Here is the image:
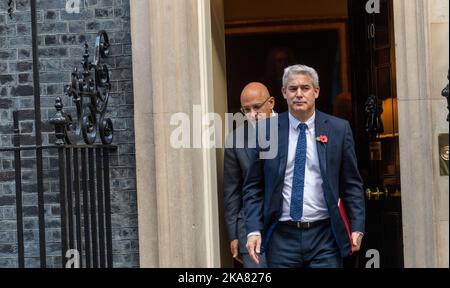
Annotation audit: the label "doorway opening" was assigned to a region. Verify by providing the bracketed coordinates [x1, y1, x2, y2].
[222, 0, 403, 268]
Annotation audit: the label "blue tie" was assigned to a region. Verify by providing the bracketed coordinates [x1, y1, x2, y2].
[290, 123, 308, 221]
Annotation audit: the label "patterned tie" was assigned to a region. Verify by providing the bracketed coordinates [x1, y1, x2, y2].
[290, 123, 308, 221]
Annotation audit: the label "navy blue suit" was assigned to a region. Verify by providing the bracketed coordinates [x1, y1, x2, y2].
[243, 111, 365, 258]
[224, 123, 267, 267]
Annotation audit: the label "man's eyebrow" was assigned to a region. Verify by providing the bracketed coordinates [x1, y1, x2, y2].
[288, 84, 312, 88]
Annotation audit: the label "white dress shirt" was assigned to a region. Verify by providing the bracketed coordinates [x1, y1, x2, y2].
[279, 112, 329, 222]
[247, 111, 330, 238]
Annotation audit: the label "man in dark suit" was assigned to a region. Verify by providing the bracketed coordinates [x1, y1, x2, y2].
[244, 65, 365, 268]
[223, 82, 275, 268]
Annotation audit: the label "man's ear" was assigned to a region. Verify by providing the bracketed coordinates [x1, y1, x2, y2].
[314, 86, 320, 99]
[268, 96, 275, 109]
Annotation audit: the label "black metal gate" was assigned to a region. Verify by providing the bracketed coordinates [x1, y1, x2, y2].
[2, 1, 116, 267]
[0, 111, 115, 268]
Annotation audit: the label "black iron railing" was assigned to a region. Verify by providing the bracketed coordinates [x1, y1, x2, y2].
[0, 112, 115, 268]
[56, 143, 115, 268]
[0, 27, 115, 267]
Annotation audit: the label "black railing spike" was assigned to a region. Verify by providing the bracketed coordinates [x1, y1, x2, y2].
[49, 97, 69, 146]
[7, 0, 15, 19]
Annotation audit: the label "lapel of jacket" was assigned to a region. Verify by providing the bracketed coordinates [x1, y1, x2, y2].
[243, 122, 251, 160]
[278, 112, 290, 178]
[315, 110, 329, 176]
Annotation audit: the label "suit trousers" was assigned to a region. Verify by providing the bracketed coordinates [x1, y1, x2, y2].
[242, 253, 268, 268]
[266, 219, 343, 268]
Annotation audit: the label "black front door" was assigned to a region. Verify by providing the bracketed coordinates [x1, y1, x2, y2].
[348, 0, 404, 268]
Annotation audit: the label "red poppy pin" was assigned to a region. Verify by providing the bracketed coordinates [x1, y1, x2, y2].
[316, 135, 328, 144]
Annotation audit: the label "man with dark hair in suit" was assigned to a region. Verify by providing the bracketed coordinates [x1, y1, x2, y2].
[244, 65, 365, 268]
[223, 82, 275, 268]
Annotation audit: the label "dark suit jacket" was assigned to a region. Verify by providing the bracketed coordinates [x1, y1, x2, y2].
[223, 123, 256, 252]
[243, 111, 365, 257]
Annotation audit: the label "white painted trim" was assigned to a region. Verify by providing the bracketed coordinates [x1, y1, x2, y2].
[197, 0, 222, 267]
[130, 0, 159, 268]
[393, 0, 438, 268]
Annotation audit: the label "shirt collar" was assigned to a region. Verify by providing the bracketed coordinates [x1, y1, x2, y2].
[289, 111, 315, 130]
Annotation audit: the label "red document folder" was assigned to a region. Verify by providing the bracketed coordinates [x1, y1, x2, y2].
[338, 198, 353, 247]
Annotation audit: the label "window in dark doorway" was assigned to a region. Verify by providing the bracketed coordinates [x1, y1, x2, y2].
[226, 28, 349, 120]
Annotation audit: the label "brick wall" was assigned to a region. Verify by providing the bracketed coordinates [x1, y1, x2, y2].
[0, 0, 139, 268]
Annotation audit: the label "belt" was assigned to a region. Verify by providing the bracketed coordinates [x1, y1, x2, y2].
[281, 218, 330, 229]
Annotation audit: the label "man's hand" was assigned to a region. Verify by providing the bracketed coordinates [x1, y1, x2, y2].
[351, 232, 364, 253]
[246, 235, 261, 265]
[230, 240, 243, 264]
